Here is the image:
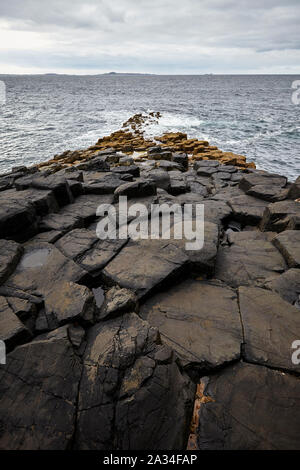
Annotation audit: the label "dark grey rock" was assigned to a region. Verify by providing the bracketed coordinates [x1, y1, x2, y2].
[140, 280, 242, 371]
[100, 286, 137, 319]
[263, 268, 300, 304]
[103, 239, 189, 300]
[113, 179, 157, 201]
[197, 362, 300, 450]
[15, 174, 74, 207]
[0, 296, 32, 352]
[228, 194, 269, 224]
[273, 230, 300, 268]
[216, 231, 286, 287]
[0, 326, 82, 449]
[239, 286, 300, 372]
[76, 312, 195, 450]
[0, 240, 23, 285]
[239, 171, 287, 192]
[260, 200, 300, 232]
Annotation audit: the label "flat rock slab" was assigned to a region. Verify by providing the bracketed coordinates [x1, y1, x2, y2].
[239, 171, 287, 192]
[246, 184, 286, 202]
[260, 200, 300, 232]
[103, 239, 189, 300]
[76, 312, 195, 450]
[263, 268, 300, 304]
[197, 362, 300, 450]
[5, 242, 88, 295]
[0, 296, 31, 351]
[83, 173, 124, 194]
[215, 231, 286, 287]
[273, 230, 300, 268]
[0, 326, 82, 449]
[239, 286, 300, 373]
[140, 280, 242, 371]
[228, 194, 268, 224]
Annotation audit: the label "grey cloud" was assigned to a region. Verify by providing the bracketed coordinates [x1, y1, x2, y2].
[0, 0, 300, 73]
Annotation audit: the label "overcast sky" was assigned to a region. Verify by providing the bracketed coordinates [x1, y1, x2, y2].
[0, 0, 300, 74]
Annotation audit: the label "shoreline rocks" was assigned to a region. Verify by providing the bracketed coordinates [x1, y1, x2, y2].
[0, 113, 299, 450]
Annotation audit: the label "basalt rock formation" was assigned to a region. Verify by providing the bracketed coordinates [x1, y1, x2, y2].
[0, 114, 299, 450]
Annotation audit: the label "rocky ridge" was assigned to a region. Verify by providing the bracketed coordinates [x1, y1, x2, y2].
[0, 114, 300, 450]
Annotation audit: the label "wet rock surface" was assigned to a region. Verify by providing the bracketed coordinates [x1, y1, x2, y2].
[0, 119, 300, 450]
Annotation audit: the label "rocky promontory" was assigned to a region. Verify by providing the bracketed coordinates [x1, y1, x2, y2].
[0, 113, 300, 450]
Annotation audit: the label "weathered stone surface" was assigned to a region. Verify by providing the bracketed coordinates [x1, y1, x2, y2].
[203, 200, 232, 225]
[263, 268, 300, 304]
[168, 171, 188, 195]
[246, 184, 286, 202]
[39, 211, 84, 234]
[239, 171, 287, 192]
[76, 313, 195, 450]
[239, 286, 300, 372]
[197, 362, 300, 450]
[77, 238, 128, 277]
[273, 230, 300, 268]
[73, 156, 110, 172]
[55, 228, 98, 260]
[44, 281, 96, 327]
[172, 153, 188, 171]
[5, 242, 88, 298]
[0, 326, 82, 449]
[157, 160, 183, 172]
[0, 296, 32, 351]
[15, 174, 73, 206]
[260, 200, 300, 232]
[216, 231, 286, 287]
[100, 286, 137, 319]
[103, 239, 188, 299]
[228, 194, 268, 224]
[0, 240, 23, 285]
[287, 176, 300, 200]
[140, 280, 242, 371]
[83, 173, 124, 194]
[145, 168, 170, 190]
[111, 164, 140, 177]
[113, 179, 156, 201]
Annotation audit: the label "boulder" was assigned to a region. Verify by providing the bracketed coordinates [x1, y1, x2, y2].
[239, 171, 287, 192]
[260, 200, 300, 232]
[273, 230, 300, 268]
[0, 240, 23, 285]
[246, 184, 286, 202]
[0, 296, 32, 352]
[76, 312, 195, 450]
[0, 326, 82, 449]
[83, 173, 124, 194]
[100, 286, 137, 319]
[113, 179, 156, 201]
[197, 362, 300, 450]
[140, 280, 242, 372]
[263, 268, 300, 304]
[228, 194, 268, 225]
[239, 286, 300, 372]
[15, 174, 74, 206]
[111, 165, 140, 177]
[44, 281, 96, 327]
